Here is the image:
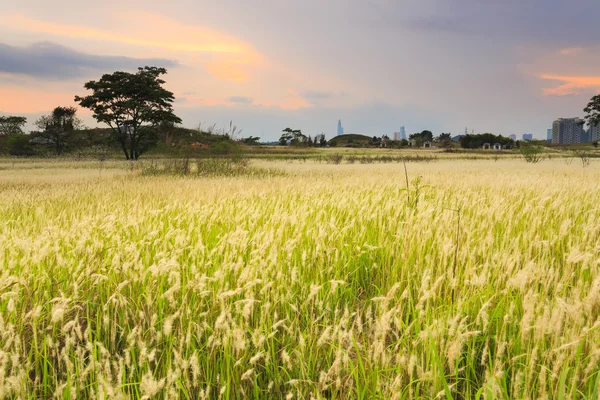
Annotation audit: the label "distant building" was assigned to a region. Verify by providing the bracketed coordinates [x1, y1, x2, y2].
[547, 129, 553, 142]
[337, 120, 344, 136]
[590, 124, 600, 142]
[522, 133, 533, 141]
[509, 134, 517, 141]
[552, 118, 585, 144]
[393, 132, 400, 141]
[582, 129, 590, 143]
[400, 126, 406, 140]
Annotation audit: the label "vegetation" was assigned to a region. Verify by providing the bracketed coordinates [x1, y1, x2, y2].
[328, 134, 373, 147]
[35, 106, 83, 155]
[583, 94, 600, 128]
[1, 158, 599, 398]
[408, 130, 433, 146]
[459, 133, 514, 149]
[75, 66, 182, 160]
[0, 116, 27, 136]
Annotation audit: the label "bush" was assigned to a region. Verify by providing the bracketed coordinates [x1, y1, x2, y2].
[8, 135, 35, 156]
[519, 146, 546, 163]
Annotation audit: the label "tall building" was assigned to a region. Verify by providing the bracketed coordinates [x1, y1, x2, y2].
[393, 132, 400, 141]
[589, 124, 600, 142]
[509, 134, 517, 141]
[336, 120, 344, 136]
[552, 118, 585, 144]
[400, 126, 406, 140]
[547, 129, 552, 142]
[522, 133, 533, 141]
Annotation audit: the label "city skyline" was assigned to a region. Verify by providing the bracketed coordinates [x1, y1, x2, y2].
[2, 0, 600, 140]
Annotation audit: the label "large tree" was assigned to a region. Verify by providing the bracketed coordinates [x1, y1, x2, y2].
[583, 95, 600, 128]
[35, 106, 82, 155]
[75, 66, 181, 160]
[0, 116, 27, 136]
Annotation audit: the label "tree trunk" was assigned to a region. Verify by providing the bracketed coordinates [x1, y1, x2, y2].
[120, 139, 129, 160]
[129, 133, 136, 161]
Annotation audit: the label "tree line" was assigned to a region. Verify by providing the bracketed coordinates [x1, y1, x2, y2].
[1, 66, 181, 159]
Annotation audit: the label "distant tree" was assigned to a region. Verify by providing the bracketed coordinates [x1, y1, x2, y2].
[0, 116, 27, 136]
[35, 106, 82, 155]
[8, 135, 35, 156]
[583, 95, 600, 129]
[279, 127, 293, 145]
[436, 132, 453, 148]
[400, 138, 408, 146]
[319, 134, 327, 147]
[593, 141, 599, 148]
[279, 127, 306, 146]
[459, 133, 514, 149]
[75, 66, 181, 160]
[420, 130, 433, 142]
[242, 136, 260, 145]
[409, 131, 432, 146]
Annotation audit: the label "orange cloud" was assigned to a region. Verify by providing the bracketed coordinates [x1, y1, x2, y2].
[540, 74, 600, 96]
[559, 47, 583, 55]
[0, 12, 262, 82]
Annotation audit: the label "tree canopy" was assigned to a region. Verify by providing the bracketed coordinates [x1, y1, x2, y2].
[35, 106, 82, 155]
[0, 116, 27, 136]
[583, 95, 600, 128]
[279, 128, 306, 146]
[75, 66, 181, 160]
[459, 133, 513, 149]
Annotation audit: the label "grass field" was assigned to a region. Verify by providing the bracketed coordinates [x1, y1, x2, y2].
[1, 157, 600, 398]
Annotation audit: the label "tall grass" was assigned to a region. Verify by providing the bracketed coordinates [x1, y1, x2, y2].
[0, 159, 599, 398]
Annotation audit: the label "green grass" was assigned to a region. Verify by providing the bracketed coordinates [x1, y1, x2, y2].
[0, 159, 599, 398]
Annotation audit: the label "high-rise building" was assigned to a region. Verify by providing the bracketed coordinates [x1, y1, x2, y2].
[552, 118, 585, 144]
[522, 133, 533, 141]
[337, 120, 344, 136]
[547, 129, 552, 142]
[509, 134, 517, 141]
[393, 132, 400, 141]
[400, 126, 406, 140]
[589, 124, 600, 142]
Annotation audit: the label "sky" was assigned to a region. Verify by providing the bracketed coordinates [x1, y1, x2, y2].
[1, 0, 600, 140]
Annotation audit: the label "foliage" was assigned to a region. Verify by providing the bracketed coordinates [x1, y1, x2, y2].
[75, 66, 182, 160]
[0, 116, 27, 136]
[7, 134, 35, 156]
[35, 106, 82, 155]
[459, 133, 514, 149]
[435, 132, 453, 148]
[241, 136, 260, 145]
[409, 130, 434, 146]
[519, 144, 546, 163]
[279, 127, 306, 146]
[583, 94, 600, 128]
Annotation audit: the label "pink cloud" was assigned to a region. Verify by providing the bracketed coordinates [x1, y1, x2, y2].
[540, 74, 600, 97]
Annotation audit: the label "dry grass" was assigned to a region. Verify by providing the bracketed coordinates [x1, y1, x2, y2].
[1, 159, 599, 398]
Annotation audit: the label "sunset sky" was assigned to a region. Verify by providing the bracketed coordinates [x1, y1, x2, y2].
[1, 0, 600, 140]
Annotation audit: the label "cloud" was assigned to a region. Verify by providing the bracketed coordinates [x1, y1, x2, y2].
[560, 47, 584, 55]
[0, 12, 262, 82]
[0, 42, 177, 80]
[226, 96, 254, 104]
[301, 90, 333, 100]
[540, 74, 600, 97]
